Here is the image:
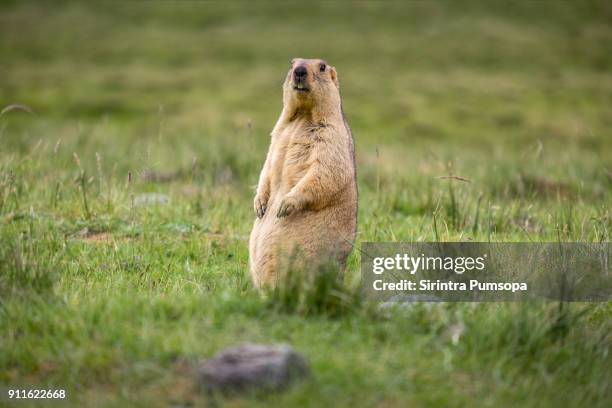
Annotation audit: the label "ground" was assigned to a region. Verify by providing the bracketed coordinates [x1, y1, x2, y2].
[0, 1, 611, 407]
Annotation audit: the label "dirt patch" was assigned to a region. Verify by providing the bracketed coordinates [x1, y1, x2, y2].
[516, 174, 574, 198]
[82, 232, 116, 243]
[73, 228, 125, 244]
[141, 169, 183, 183]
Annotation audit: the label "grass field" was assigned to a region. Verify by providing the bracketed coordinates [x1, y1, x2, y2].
[1, 1, 611, 407]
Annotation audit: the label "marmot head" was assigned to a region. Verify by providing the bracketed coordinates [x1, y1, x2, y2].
[283, 58, 340, 113]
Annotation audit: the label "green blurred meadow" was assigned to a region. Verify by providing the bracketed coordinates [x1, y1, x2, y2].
[1, 1, 611, 406]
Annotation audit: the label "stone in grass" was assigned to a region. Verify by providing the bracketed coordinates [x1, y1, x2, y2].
[198, 343, 309, 394]
[378, 294, 442, 312]
[134, 193, 169, 206]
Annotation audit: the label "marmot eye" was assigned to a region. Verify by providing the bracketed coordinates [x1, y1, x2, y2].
[319, 63, 326, 72]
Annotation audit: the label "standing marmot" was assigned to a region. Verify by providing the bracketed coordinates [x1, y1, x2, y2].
[249, 58, 358, 288]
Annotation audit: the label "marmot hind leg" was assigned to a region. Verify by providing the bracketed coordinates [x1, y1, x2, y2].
[250, 251, 279, 289]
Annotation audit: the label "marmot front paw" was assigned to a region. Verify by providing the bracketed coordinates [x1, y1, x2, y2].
[277, 195, 299, 218]
[254, 195, 268, 218]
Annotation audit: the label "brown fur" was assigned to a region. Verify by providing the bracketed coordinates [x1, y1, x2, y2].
[248, 58, 358, 289]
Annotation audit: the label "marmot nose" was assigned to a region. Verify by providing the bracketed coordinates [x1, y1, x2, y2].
[294, 66, 307, 79]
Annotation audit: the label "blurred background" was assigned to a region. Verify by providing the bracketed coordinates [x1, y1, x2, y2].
[2, 1, 610, 187]
[2, 1, 611, 204]
[1, 2, 611, 405]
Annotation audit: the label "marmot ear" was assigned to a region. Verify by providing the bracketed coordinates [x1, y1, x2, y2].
[330, 66, 340, 89]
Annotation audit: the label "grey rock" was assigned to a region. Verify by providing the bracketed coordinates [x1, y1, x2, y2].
[379, 294, 443, 313]
[391, 293, 442, 302]
[198, 343, 309, 394]
[133, 193, 169, 206]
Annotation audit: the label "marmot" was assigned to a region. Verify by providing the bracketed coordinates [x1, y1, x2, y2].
[249, 58, 358, 288]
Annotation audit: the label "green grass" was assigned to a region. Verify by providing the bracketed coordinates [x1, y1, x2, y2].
[1, 1, 611, 406]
